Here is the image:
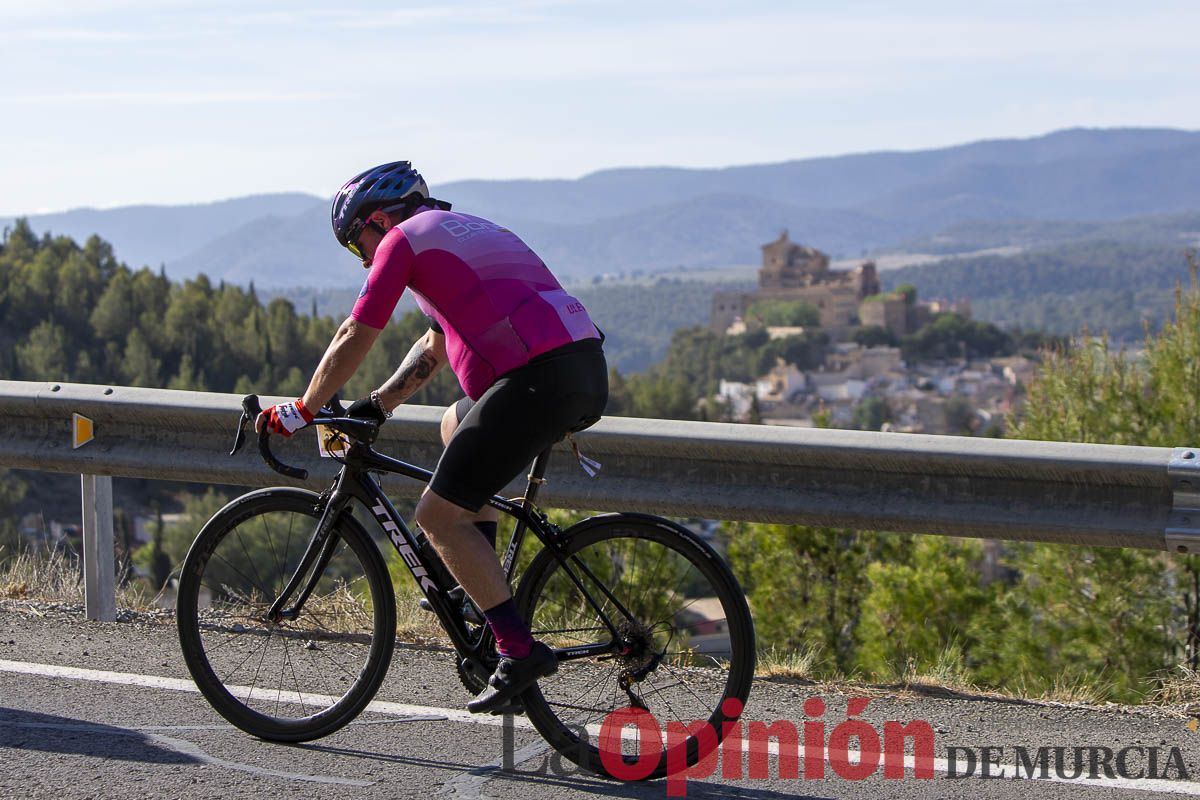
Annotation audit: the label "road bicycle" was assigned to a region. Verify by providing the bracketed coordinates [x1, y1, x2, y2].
[176, 395, 755, 779]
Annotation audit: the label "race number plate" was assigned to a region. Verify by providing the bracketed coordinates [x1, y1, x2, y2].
[316, 425, 348, 458]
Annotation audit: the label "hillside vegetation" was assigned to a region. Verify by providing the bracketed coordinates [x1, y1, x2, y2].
[882, 240, 1195, 341]
[0, 220, 462, 406]
[894, 210, 1200, 255]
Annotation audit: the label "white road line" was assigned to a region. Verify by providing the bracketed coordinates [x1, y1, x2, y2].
[4, 657, 1200, 794]
[0, 657, 537, 732]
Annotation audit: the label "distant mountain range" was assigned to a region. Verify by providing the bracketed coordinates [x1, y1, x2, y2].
[4, 127, 1200, 287]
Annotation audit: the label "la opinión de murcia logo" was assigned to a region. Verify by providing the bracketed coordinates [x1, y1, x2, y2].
[600, 697, 934, 796]
[501, 697, 1194, 797]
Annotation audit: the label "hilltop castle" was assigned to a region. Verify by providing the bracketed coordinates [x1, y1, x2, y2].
[710, 232, 881, 334]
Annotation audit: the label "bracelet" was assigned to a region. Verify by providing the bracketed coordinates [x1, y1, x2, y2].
[370, 389, 393, 419]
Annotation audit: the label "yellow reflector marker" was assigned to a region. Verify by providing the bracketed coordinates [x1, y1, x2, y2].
[73, 413, 94, 449]
[316, 425, 348, 459]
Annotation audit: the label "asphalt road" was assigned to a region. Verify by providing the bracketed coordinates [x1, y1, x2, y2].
[4, 604, 1200, 799]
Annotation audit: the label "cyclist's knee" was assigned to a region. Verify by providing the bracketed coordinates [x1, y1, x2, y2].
[416, 488, 471, 536]
[440, 403, 459, 446]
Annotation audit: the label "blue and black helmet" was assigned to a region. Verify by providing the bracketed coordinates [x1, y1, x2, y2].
[331, 161, 429, 249]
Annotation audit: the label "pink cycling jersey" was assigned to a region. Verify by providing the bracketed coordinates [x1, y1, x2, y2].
[351, 208, 601, 400]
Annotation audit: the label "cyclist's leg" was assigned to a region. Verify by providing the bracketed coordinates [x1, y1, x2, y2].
[416, 345, 607, 711]
[420, 400, 537, 685]
[417, 381, 551, 614]
[416, 490, 512, 607]
[417, 346, 608, 598]
[440, 400, 498, 544]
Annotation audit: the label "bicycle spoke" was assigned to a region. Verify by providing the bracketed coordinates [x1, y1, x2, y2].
[245, 629, 274, 705]
[561, 660, 620, 719]
[200, 623, 264, 657]
[262, 514, 284, 595]
[235, 528, 272, 602]
[311, 641, 364, 683]
[304, 639, 335, 706]
[655, 661, 714, 717]
[216, 627, 272, 686]
[281, 635, 309, 718]
[521, 516, 753, 778]
[634, 541, 669, 613]
[180, 495, 392, 738]
[210, 550, 268, 602]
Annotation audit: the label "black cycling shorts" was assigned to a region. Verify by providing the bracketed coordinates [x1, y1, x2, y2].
[428, 338, 608, 512]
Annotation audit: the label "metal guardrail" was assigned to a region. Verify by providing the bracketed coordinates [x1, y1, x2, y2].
[1, 380, 1197, 617]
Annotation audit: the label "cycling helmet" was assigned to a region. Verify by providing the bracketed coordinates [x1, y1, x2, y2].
[331, 161, 429, 249]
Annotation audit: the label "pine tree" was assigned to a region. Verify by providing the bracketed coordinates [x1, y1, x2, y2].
[727, 524, 912, 674]
[855, 536, 990, 680]
[122, 329, 161, 387]
[90, 267, 135, 341]
[15, 321, 69, 379]
[0, 469, 29, 563]
[993, 252, 1200, 699]
[150, 506, 171, 592]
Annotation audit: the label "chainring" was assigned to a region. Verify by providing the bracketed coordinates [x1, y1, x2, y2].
[456, 655, 491, 695]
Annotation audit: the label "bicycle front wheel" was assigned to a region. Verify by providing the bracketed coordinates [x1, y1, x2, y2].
[515, 513, 755, 780]
[176, 488, 396, 742]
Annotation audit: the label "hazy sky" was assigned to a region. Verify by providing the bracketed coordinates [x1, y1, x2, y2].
[2, 0, 1198, 214]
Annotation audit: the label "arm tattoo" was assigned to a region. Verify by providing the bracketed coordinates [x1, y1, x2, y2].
[378, 337, 443, 405]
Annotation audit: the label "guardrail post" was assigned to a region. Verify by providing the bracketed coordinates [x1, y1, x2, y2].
[81, 474, 115, 622]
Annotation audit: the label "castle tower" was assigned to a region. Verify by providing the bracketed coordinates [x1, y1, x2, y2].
[758, 231, 830, 291]
[856, 260, 880, 299]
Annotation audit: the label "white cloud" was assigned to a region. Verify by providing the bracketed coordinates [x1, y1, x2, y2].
[15, 28, 139, 42]
[310, 5, 1200, 90]
[334, 0, 606, 28]
[2, 90, 338, 105]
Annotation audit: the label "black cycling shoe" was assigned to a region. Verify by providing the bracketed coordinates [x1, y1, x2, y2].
[467, 641, 557, 715]
[419, 586, 484, 626]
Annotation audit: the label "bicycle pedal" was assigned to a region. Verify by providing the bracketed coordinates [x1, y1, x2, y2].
[418, 587, 485, 626]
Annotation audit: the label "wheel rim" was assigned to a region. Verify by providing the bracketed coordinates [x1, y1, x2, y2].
[185, 504, 383, 726]
[523, 525, 750, 765]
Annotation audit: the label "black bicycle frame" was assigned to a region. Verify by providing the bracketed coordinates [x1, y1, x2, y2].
[261, 431, 630, 668]
[362, 442, 641, 660]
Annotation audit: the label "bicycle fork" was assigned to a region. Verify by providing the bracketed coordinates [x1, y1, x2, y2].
[265, 491, 351, 623]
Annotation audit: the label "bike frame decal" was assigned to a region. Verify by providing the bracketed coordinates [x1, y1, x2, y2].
[367, 493, 438, 594]
[502, 522, 523, 576]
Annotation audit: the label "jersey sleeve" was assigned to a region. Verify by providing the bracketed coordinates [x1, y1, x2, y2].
[350, 228, 416, 328]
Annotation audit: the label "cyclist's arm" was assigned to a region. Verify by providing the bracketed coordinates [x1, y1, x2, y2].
[299, 316, 382, 412]
[374, 328, 448, 410]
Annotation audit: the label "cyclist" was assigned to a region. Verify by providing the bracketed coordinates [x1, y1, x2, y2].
[255, 160, 608, 714]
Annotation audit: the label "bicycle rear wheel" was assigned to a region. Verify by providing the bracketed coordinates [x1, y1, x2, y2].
[515, 513, 755, 780]
[176, 488, 396, 742]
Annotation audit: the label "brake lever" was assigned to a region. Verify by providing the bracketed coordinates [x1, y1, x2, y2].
[229, 410, 250, 456]
[230, 394, 262, 456]
[229, 393, 309, 480]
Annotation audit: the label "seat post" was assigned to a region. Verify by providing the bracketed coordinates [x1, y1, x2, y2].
[523, 447, 553, 506]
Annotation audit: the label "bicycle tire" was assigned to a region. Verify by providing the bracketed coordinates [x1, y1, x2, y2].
[176, 488, 396, 742]
[514, 513, 755, 780]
